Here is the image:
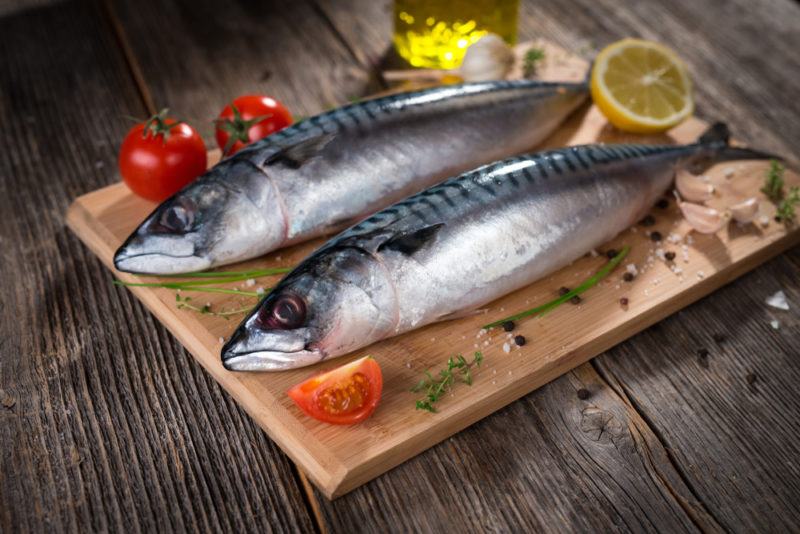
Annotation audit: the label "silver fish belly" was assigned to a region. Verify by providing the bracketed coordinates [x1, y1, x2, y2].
[114, 80, 588, 274]
[221, 125, 776, 371]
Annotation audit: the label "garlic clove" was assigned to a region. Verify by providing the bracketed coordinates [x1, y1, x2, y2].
[458, 34, 515, 82]
[678, 200, 730, 234]
[730, 197, 759, 223]
[675, 171, 715, 202]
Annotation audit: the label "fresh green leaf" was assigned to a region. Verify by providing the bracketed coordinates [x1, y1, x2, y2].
[761, 160, 785, 202]
[523, 47, 546, 78]
[483, 246, 630, 329]
[776, 186, 799, 223]
[412, 351, 483, 413]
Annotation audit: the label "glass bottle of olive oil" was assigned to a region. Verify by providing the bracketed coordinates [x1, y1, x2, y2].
[393, 0, 519, 69]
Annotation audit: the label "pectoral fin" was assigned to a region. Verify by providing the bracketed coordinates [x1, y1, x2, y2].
[265, 133, 336, 169]
[377, 223, 445, 255]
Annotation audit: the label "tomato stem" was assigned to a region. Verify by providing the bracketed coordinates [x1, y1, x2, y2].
[215, 103, 272, 155]
[142, 108, 183, 144]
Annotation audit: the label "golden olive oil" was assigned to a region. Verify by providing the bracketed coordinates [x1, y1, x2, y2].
[393, 0, 519, 69]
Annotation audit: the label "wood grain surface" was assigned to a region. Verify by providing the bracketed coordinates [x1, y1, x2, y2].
[65, 103, 800, 498]
[2, 0, 799, 532]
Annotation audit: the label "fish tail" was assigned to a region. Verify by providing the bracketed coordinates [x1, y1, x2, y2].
[698, 121, 782, 163]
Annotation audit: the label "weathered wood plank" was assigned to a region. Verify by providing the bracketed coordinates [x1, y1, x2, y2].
[0, 1, 315, 532]
[594, 247, 800, 532]
[313, 363, 718, 532]
[109, 0, 373, 143]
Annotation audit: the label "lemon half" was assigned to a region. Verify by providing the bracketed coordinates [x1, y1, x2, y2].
[591, 38, 693, 133]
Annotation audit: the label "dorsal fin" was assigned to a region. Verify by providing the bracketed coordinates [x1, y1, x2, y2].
[377, 223, 444, 255]
[265, 133, 336, 169]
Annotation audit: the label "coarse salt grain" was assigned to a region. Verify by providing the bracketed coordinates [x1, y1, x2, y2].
[770, 319, 780, 330]
[686, 234, 694, 245]
[724, 167, 735, 178]
[218, 337, 224, 344]
[502, 342, 511, 354]
[759, 215, 770, 228]
[668, 232, 682, 244]
[256, 287, 266, 295]
[245, 278, 256, 287]
[590, 249, 599, 257]
[406, 362, 412, 369]
[697, 271, 705, 280]
[655, 248, 666, 260]
[626, 263, 638, 276]
[766, 290, 790, 310]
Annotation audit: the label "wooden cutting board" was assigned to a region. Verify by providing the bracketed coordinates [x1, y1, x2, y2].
[65, 41, 800, 498]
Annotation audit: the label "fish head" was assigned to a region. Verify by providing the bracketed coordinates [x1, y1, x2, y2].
[222, 247, 397, 371]
[114, 160, 287, 274]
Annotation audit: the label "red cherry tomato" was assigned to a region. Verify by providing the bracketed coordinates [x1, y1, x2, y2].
[287, 356, 383, 425]
[215, 94, 293, 156]
[118, 110, 207, 202]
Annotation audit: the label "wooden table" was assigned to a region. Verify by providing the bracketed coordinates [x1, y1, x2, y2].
[2, 0, 798, 531]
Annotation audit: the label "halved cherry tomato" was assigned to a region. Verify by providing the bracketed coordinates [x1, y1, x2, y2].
[119, 109, 207, 202]
[287, 356, 382, 425]
[214, 94, 293, 156]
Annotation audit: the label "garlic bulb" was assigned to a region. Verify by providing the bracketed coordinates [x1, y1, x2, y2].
[730, 197, 759, 223]
[675, 171, 715, 202]
[459, 34, 515, 82]
[678, 200, 730, 234]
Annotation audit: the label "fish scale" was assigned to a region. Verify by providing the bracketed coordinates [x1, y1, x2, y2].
[116, 78, 590, 274]
[221, 123, 778, 371]
[337, 143, 680, 244]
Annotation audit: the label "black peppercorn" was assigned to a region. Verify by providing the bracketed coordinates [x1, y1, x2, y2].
[569, 295, 582, 305]
[502, 321, 515, 332]
[640, 214, 656, 226]
[619, 297, 629, 306]
[664, 251, 676, 261]
[558, 286, 571, 296]
[514, 335, 526, 346]
[606, 249, 618, 259]
[656, 198, 669, 209]
[623, 272, 634, 282]
[577, 388, 591, 400]
[650, 231, 663, 242]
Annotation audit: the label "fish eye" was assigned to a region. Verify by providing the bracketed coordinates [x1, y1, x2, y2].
[258, 293, 306, 330]
[157, 199, 196, 233]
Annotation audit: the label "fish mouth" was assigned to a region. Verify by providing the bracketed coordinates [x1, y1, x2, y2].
[114, 250, 211, 275]
[113, 233, 208, 274]
[221, 348, 325, 371]
[221, 323, 323, 371]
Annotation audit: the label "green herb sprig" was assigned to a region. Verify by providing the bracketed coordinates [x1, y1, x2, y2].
[175, 294, 259, 319]
[412, 351, 483, 413]
[523, 47, 546, 78]
[483, 245, 630, 329]
[776, 186, 799, 223]
[761, 160, 785, 202]
[114, 266, 291, 316]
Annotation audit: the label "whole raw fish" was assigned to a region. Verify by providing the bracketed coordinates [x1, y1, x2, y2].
[221, 123, 775, 371]
[114, 79, 588, 274]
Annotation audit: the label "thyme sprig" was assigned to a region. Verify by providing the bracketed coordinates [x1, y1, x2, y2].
[175, 294, 259, 319]
[114, 266, 291, 315]
[761, 160, 785, 202]
[483, 245, 630, 329]
[776, 186, 799, 223]
[412, 351, 483, 413]
[523, 47, 546, 78]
